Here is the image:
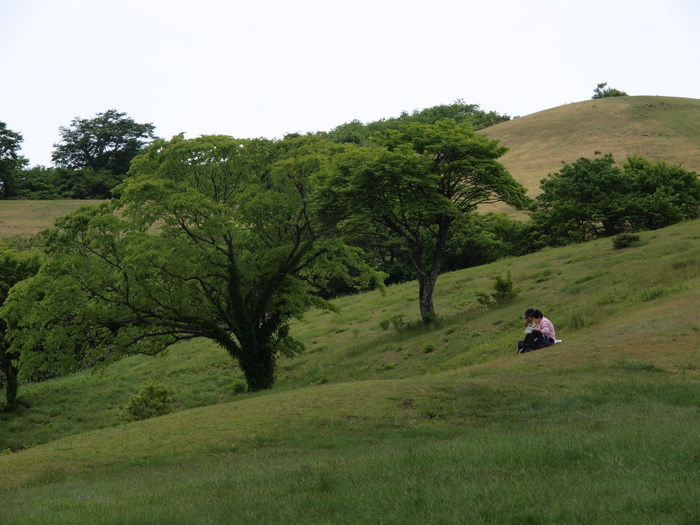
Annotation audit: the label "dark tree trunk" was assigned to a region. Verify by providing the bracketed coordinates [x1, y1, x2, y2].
[414, 217, 451, 325]
[417, 271, 437, 323]
[1, 354, 19, 412]
[218, 328, 276, 392]
[238, 342, 276, 392]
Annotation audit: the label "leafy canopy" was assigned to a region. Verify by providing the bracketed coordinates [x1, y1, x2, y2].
[0, 121, 25, 198]
[4, 134, 383, 391]
[316, 119, 528, 321]
[52, 109, 157, 176]
[532, 153, 700, 244]
[0, 248, 43, 410]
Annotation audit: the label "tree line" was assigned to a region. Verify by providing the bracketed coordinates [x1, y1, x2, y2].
[1, 100, 699, 411]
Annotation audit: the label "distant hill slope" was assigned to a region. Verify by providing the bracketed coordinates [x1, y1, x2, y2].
[480, 96, 700, 198]
[0, 200, 103, 238]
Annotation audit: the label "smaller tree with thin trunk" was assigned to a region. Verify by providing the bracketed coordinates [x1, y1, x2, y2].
[315, 119, 529, 323]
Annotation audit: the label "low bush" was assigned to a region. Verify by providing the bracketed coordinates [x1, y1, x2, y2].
[612, 233, 641, 249]
[124, 382, 174, 421]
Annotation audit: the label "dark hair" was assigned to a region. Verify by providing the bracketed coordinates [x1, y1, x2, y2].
[531, 309, 543, 319]
[521, 308, 536, 319]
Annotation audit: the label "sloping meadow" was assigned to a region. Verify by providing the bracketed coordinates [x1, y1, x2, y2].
[0, 219, 698, 523]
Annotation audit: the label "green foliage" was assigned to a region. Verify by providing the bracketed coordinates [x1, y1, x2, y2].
[123, 382, 173, 421]
[592, 82, 628, 99]
[327, 101, 511, 146]
[390, 315, 407, 331]
[0, 248, 43, 411]
[612, 233, 640, 249]
[0, 121, 25, 199]
[3, 134, 383, 393]
[317, 119, 529, 321]
[13, 166, 120, 199]
[533, 153, 700, 245]
[444, 212, 532, 271]
[476, 272, 520, 306]
[52, 109, 157, 176]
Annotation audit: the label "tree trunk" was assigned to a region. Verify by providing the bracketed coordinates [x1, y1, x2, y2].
[238, 341, 276, 392]
[417, 271, 438, 324]
[1, 357, 19, 412]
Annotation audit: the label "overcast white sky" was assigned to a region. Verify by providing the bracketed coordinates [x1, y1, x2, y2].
[2, 0, 699, 166]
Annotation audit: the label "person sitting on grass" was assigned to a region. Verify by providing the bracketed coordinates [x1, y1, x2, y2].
[517, 308, 556, 354]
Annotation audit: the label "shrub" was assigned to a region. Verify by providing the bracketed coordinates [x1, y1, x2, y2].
[390, 314, 406, 331]
[476, 272, 520, 306]
[232, 380, 248, 395]
[612, 233, 640, 249]
[124, 382, 174, 421]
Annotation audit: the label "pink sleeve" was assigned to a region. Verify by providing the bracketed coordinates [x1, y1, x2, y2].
[539, 319, 555, 339]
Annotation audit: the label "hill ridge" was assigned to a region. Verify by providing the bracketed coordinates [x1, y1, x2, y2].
[480, 95, 700, 198]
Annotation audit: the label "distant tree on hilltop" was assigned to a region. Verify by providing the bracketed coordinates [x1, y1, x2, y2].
[52, 109, 157, 176]
[0, 122, 25, 198]
[592, 82, 628, 99]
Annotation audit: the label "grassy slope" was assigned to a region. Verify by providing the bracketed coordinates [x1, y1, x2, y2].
[0, 200, 103, 238]
[480, 96, 700, 208]
[1, 219, 698, 523]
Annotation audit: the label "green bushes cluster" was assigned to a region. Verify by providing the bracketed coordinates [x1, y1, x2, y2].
[124, 382, 174, 421]
[612, 233, 640, 249]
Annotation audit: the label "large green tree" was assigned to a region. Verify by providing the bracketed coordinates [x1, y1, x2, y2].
[3, 134, 382, 391]
[0, 248, 42, 411]
[0, 121, 25, 198]
[316, 119, 529, 322]
[52, 109, 157, 176]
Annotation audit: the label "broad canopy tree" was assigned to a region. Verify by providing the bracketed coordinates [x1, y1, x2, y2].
[316, 119, 529, 322]
[3, 134, 382, 391]
[52, 109, 157, 176]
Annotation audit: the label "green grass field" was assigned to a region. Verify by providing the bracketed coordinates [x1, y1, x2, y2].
[1, 217, 698, 524]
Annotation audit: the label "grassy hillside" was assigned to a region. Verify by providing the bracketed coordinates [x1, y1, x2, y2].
[1, 219, 698, 523]
[480, 96, 700, 200]
[0, 200, 102, 238]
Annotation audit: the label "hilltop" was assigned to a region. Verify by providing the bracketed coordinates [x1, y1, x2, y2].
[480, 96, 700, 197]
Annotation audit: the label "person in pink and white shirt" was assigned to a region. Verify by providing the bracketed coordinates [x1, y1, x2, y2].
[517, 308, 556, 354]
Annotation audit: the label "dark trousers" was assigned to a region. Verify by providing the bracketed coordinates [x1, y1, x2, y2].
[517, 330, 554, 353]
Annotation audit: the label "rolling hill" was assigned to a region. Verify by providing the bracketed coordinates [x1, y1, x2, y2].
[480, 95, 700, 198]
